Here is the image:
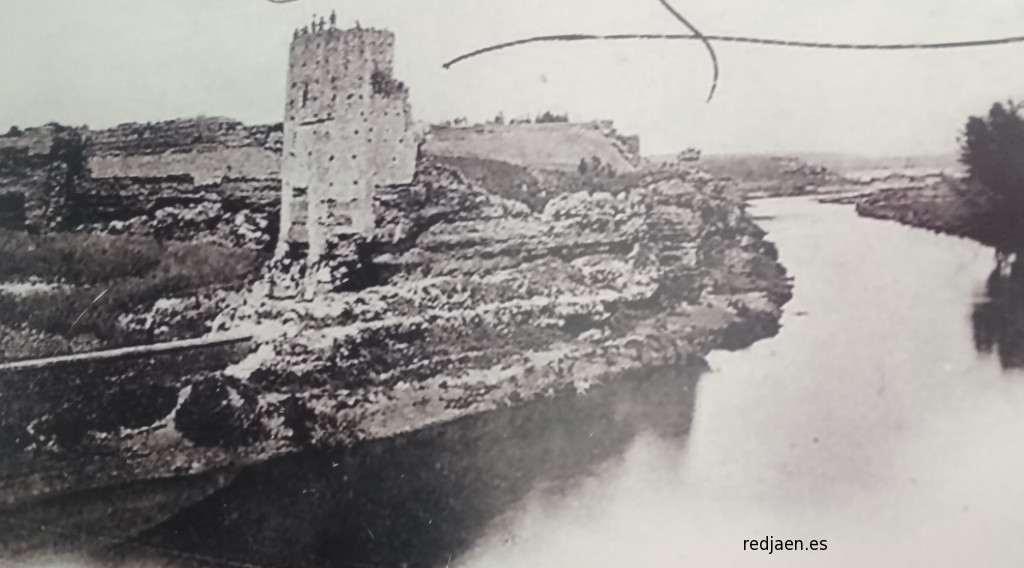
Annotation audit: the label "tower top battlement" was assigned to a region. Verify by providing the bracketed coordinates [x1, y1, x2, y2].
[290, 10, 390, 43]
[291, 26, 395, 50]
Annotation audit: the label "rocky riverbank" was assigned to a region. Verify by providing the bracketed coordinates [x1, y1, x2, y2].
[0, 161, 791, 555]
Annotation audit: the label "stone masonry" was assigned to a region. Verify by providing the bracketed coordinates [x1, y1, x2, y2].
[274, 15, 418, 298]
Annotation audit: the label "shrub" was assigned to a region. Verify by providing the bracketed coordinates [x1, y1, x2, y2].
[174, 376, 263, 448]
[0, 230, 163, 285]
[281, 395, 317, 446]
[28, 380, 179, 449]
[430, 155, 546, 211]
[536, 111, 569, 123]
[371, 69, 406, 98]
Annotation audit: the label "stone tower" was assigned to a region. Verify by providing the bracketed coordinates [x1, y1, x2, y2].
[274, 19, 417, 297]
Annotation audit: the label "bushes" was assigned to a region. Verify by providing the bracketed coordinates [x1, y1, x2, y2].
[370, 69, 406, 98]
[174, 376, 263, 448]
[0, 233, 267, 356]
[154, 242, 264, 290]
[430, 155, 547, 211]
[281, 395, 317, 446]
[535, 111, 569, 123]
[0, 287, 122, 340]
[0, 325, 99, 360]
[30, 381, 180, 448]
[0, 230, 163, 284]
[0, 230, 265, 287]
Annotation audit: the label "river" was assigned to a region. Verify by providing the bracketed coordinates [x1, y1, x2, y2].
[74, 197, 1024, 567]
[453, 197, 1024, 568]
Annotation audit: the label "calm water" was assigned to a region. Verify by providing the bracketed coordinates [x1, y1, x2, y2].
[455, 197, 1024, 568]
[34, 197, 1024, 567]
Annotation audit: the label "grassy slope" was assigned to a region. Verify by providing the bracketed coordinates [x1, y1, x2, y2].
[0, 230, 266, 361]
[424, 123, 638, 173]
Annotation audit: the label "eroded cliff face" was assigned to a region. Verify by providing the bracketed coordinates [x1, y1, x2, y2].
[0, 161, 790, 511]
[214, 167, 789, 452]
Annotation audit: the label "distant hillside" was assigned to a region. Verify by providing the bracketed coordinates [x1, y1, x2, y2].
[787, 152, 961, 175]
[672, 152, 960, 175]
[422, 122, 641, 174]
[697, 154, 841, 196]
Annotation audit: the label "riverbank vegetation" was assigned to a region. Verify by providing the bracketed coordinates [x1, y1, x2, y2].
[856, 100, 1024, 253]
[958, 101, 1024, 251]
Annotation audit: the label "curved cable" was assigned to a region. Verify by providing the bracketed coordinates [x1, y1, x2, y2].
[653, 0, 720, 102]
[443, 31, 1024, 100]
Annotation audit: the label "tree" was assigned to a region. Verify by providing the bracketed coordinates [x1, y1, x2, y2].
[960, 101, 1024, 250]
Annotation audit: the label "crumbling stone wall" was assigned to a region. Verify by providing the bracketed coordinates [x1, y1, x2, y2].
[89, 148, 280, 185]
[0, 125, 86, 232]
[88, 118, 282, 184]
[0, 120, 283, 245]
[66, 176, 281, 249]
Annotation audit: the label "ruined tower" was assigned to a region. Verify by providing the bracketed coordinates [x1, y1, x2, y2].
[275, 20, 417, 297]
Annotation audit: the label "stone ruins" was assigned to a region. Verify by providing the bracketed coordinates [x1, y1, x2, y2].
[274, 14, 418, 299]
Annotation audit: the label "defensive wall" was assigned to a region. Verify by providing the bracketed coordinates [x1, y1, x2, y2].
[88, 117, 283, 185]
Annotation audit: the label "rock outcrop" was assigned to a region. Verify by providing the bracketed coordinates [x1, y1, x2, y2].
[0, 160, 791, 505]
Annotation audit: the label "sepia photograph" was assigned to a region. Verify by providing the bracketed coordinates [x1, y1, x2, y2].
[1, 0, 1024, 566]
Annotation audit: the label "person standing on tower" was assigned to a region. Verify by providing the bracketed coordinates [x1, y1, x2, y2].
[329, 10, 337, 28]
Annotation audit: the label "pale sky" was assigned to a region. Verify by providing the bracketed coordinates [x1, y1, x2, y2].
[2, 0, 1024, 155]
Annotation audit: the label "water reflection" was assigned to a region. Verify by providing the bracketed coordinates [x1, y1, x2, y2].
[447, 199, 1024, 568]
[972, 258, 1024, 369]
[0, 469, 237, 560]
[99, 366, 700, 568]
